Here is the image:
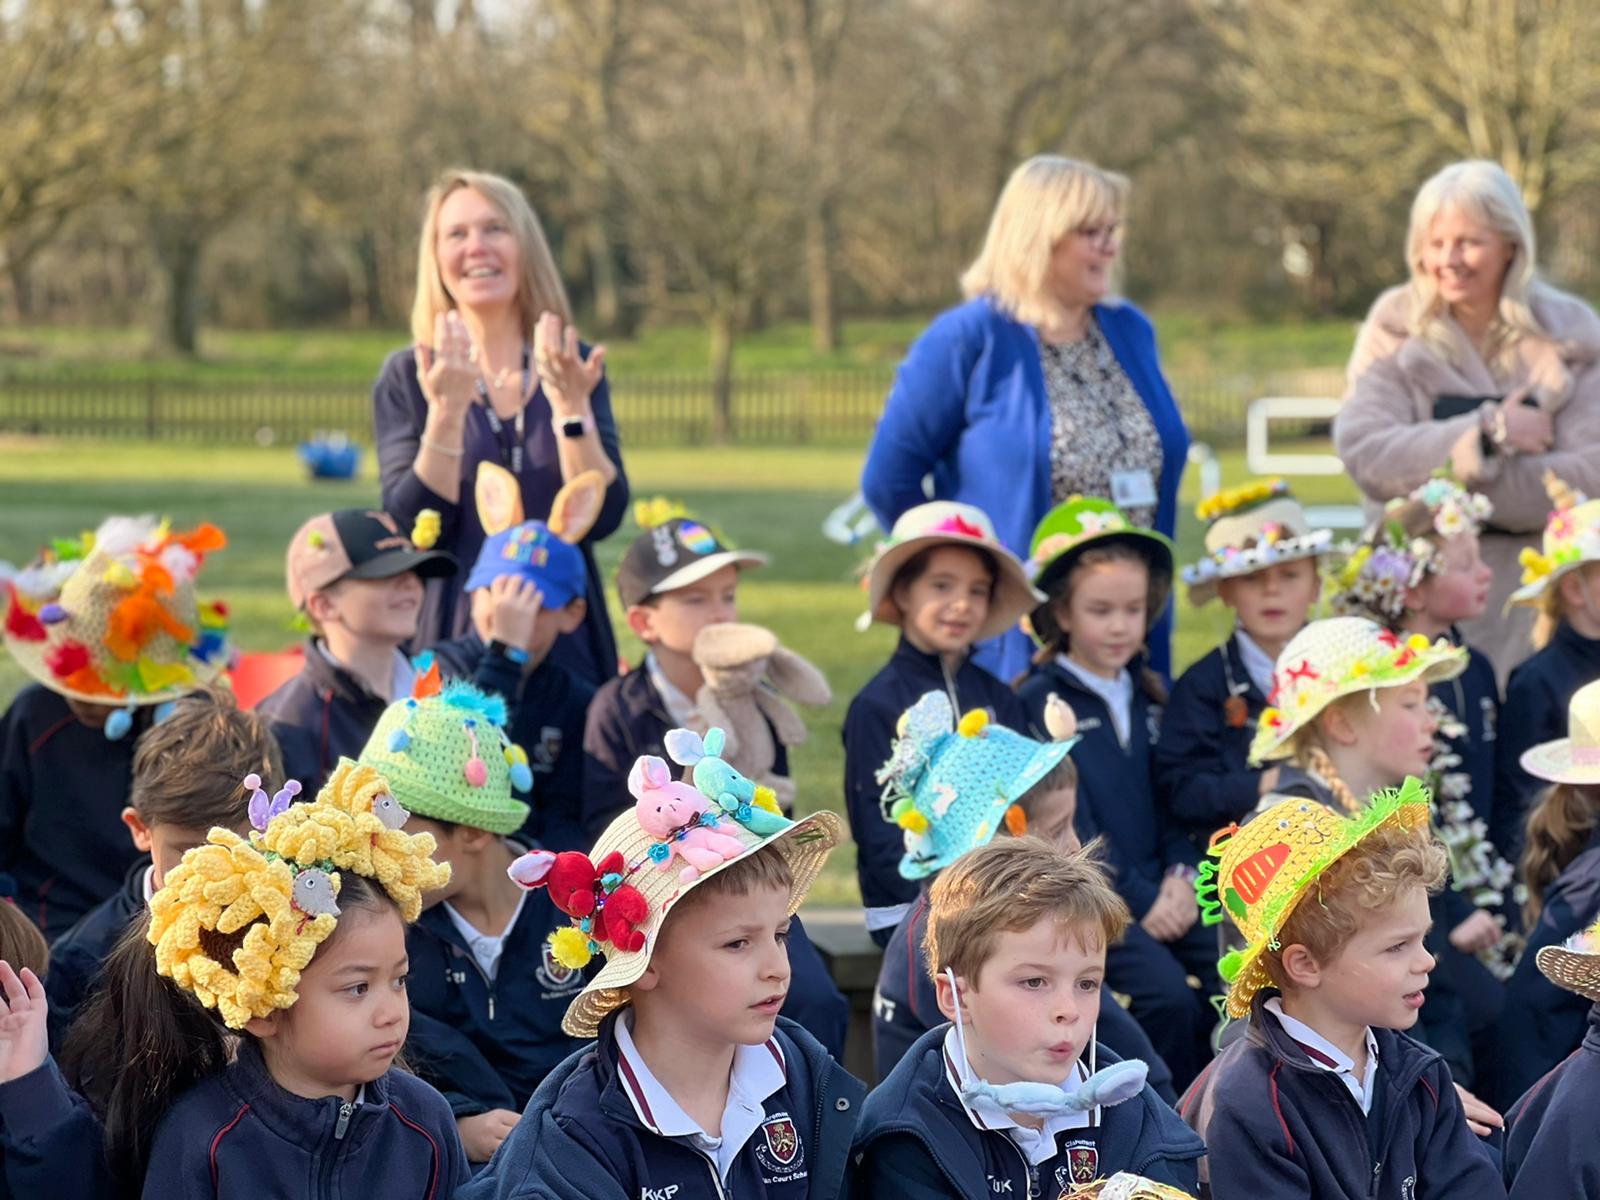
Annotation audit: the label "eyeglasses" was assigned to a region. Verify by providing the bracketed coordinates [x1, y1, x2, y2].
[1073, 222, 1123, 248]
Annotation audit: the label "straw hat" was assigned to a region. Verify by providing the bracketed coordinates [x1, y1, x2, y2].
[520, 755, 842, 1037]
[1519, 679, 1600, 786]
[1535, 913, 1600, 1002]
[1509, 472, 1600, 607]
[1182, 479, 1332, 607]
[1065, 1175, 1196, 1199]
[1197, 778, 1433, 1018]
[1248, 617, 1467, 764]
[1026, 497, 1174, 649]
[860, 502, 1041, 641]
[3, 516, 230, 707]
[875, 691, 1076, 881]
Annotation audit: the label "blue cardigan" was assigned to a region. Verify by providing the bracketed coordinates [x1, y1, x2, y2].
[860, 296, 1189, 682]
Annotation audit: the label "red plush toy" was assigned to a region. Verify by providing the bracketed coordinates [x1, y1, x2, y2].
[508, 848, 648, 954]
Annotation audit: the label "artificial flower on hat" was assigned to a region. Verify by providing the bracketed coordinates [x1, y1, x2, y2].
[1196, 777, 1433, 1018]
[4, 515, 230, 709]
[1025, 496, 1175, 649]
[1249, 616, 1467, 764]
[1510, 471, 1600, 607]
[1331, 471, 1492, 624]
[1181, 478, 1333, 607]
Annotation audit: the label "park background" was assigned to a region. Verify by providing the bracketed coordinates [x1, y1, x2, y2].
[5, 0, 1596, 901]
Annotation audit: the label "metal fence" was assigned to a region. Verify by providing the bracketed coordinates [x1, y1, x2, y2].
[0, 365, 1345, 447]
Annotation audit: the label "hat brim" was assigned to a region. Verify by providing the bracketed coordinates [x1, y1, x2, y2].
[461, 561, 583, 606]
[344, 547, 459, 585]
[1182, 532, 1332, 608]
[1519, 740, 1600, 786]
[1508, 557, 1593, 608]
[4, 631, 228, 707]
[373, 769, 531, 836]
[1536, 943, 1600, 1001]
[630, 550, 768, 607]
[865, 535, 1044, 643]
[1029, 530, 1175, 648]
[562, 809, 843, 1038]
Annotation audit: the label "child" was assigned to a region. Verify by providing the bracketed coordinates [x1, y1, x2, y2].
[1, 516, 231, 940]
[1497, 679, 1600, 1105]
[1016, 495, 1214, 1088]
[44, 688, 280, 1043]
[258, 508, 457, 790]
[1496, 473, 1600, 861]
[869, 689, 1174, 1101]
[457, 764, 863, 1199]
[1158, 478, 1330, 850]
[1180, 784, 1505, 1198]
[431, 465, 601, 852]
[66, 760, 465, 1194]
[845, 501, 1034, 945]
[1502, 914, 1600, 1196]
[854, 837, 1205, 1196]
[358, 678, 576, 1165]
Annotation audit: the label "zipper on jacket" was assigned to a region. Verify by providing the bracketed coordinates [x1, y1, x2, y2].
[695, 1149, 728, 1200]
[1002, 1137, 1038, 1199]
[334, 1100, 354, 1140]
[940, 658, 960, 717]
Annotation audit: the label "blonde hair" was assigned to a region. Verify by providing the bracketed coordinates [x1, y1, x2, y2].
[1521, 783, 1600, 927]
[961, 155, 1129, 330]
[1284, 709, 1366, 817]
[1532, 562, 1600, 650]
[410, 168, 572, 347]
[925, 837, 1128, 985]
[1263, 823, 1446, 986]
[1405, 160, 1550, 369]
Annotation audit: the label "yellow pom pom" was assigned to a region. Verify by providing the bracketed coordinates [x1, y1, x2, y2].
[957, 710, 989, 738]
[752, 786, 781, 814]
[896, 809, 930, 835]
[550, 926, 594, 969]
[1406, 633, 1430, 652]
[411, 509, 442, 550]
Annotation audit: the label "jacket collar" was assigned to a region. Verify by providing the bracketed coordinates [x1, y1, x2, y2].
[1555, 619, 1600, 665]
[890, 634, 973, 680]
[1247, 990, 1433, 1095]
[298, 637, 389, 707]
[229, 1036, 392, 1152]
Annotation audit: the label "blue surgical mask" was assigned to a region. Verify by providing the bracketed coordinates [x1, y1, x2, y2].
[945, 968, 1148, 1119]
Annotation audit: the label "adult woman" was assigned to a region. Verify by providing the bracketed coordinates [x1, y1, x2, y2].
[374, 169, 628, 685]
[1336, 160, 1600, 681]
[860, 155, 1189, 683]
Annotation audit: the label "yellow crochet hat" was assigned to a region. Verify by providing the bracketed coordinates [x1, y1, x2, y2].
[1196, 778, 1433, 1018]
[146, 759, 451, 1029]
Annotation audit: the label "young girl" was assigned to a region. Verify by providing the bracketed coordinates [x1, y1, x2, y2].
[1014, 496, 1216, 1088]
[1499, 679, 1600, 1106]
[1498, 473, 1600, 859]
[845, 501, 1035, 945]
[54, 761, 467, 1197]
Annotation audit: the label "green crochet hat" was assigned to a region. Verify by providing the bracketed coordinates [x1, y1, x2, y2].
[1026, 496, 1175, 649]
[359, 654, 531, 835]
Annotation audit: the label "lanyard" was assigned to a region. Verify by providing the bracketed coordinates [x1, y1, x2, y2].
[477, 346, 532, 475]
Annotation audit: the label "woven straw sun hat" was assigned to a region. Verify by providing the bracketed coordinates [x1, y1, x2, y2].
[1519, 679, 1600, 787]
[1248, 616, 1467, 765]
[1197, 777, 1434, 1018]
[1535, 913, 1600, 1003]
[1182, 479, 1332, 607]
[1509, 473, 1600, 607]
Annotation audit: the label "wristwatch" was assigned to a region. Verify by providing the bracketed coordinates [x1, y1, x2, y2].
[556, 413, 594, 439]
[487, 639, 530, 665]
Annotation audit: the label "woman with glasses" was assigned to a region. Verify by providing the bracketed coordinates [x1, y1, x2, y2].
[861, 155, 1189, 682]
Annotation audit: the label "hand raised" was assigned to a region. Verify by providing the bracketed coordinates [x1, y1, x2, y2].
[415, 310, 480, 421]
[533, 311, 606, 415]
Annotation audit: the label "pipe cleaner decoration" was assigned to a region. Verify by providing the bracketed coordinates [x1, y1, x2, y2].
[662, 726, 791, 837]
[146, 761, 450, 1028]
[508, 847, 649, 970]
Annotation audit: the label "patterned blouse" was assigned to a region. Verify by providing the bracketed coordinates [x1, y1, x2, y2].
[1040, 317, 1163, 526]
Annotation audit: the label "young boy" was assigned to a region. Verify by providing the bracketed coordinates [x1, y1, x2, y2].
[358, 680, 581, 1166]
[855, 837, 1204, 1196]
[258, 508, 456, 789]
[1180, 784, 1505, 1198]
[457, 771, 862, 1199]
[1, 515, 231, 941]
[1157, 479, 1330, 849]
[44, 688, 281, 1043]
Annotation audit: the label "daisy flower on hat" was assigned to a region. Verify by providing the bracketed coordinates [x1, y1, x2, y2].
[1182, 478, 1332, 607]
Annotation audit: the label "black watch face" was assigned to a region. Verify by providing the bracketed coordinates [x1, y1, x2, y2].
[561, 418, 585, 436]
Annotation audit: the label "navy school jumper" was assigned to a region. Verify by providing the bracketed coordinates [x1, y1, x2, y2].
[581, 664, 846, 1059]
[0, 1057, 110, 1200]
[141, 1036, 468, 1199]
[457, 1013, 865, 1200]
[842, 636, 1026, 938]
[1179, 991, 1505, 1200]
[0, 683, 150, 941]
[852, 1023, 1204, 1199]
[871, 887, 1177, 1102]
[1503, 1001, 1600, 1198]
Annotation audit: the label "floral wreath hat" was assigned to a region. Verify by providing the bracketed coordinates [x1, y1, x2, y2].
[1197, 778, 1433, 1018]
[1509, 471, 1600, 607]
[1025, 497, 1175, 649]
[507, 739, 842, 1038]
[3, 516, 230, 729]
[1536, 911, 1600, 1002]
[147, 760, 451, 1029]
[1332, 471, 1493, 624]
[1182, 479, 1332, 607]
[875, 690, 1077, 880]
[1249, 616, 1466, 765]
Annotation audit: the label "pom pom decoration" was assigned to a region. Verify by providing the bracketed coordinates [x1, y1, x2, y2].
[462, 720, 489, 787]
[4, 586, 46, 642]
[411, 509, 442, 551]
[957, 709, 989, 738]
[1004, 805, 1028, 837]
[104, 706, 134, 741]
[549, 925, 595, 969]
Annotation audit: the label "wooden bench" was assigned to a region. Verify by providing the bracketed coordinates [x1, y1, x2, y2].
[801, 907, 883, 1083]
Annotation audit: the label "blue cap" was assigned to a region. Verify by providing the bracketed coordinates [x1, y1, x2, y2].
[464, 522, 586, 607]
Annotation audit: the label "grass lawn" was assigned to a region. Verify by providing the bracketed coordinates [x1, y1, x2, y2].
[0, 436, 1359, 905]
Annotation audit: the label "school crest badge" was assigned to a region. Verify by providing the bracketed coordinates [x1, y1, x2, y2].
[1061, 1140, 1098, 1185]
[754, 1111, 806, 1177]
[535, 938, 580, 993]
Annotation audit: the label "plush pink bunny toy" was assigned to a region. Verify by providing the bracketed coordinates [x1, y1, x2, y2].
[628, 755, 747, 882]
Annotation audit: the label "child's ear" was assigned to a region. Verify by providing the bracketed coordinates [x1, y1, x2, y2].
[1401, 576, 1431, 614]
[625, 604, 659, 645]
[1318, 702, 1359, 748]
[457, 825, 497, 853]
[1278, 944, 1323, 990]
[1558, 569, 1590, 611]
[554, 598, 587, 635]
[631, 963, 661, 994]
[121, 807, 153, 853]
[933, 971, 967, 1024]
[245, 1013, 281, 1039]
[305, 588, 340, 628]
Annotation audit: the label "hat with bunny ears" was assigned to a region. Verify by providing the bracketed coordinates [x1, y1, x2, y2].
[508, 749, 842, 1038]
[463, 463, 603, 606]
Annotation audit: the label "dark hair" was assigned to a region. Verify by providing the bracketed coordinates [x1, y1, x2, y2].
[60, 873, 396, 1191]
[890, 543, 998, 602]
[0, 899, 48, 978]
[130, 688, 283, 830]
[1026, 543, 1168, 704]
[1014, 757, 1078, 818]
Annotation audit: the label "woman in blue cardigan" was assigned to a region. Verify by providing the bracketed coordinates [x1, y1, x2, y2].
[860, 155, 1189, 682]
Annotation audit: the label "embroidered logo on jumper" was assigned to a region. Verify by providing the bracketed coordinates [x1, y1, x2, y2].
[1400, 1177, 1415, 1200]
[755, 1111, 808, 1183]
[640, 1186, 680, 1200]
[535, 939, 582, 994]
[533, 725, 562, 771]
[1065, 1140, 1099, 1184]
[986, 1180, 1013, 1194]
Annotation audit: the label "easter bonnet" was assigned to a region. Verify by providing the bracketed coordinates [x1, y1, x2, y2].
[1182, 478, 1332, 607]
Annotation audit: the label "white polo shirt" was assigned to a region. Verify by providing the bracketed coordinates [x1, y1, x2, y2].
[941, 1027, 1092, 1166]
[1265, 996, 1380, 1115]
[613, 1012, 788, 1183]
[1056, 655, 1134, 747]
[442, 890, 527, 983]
[1233, 628, 1278, 700]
